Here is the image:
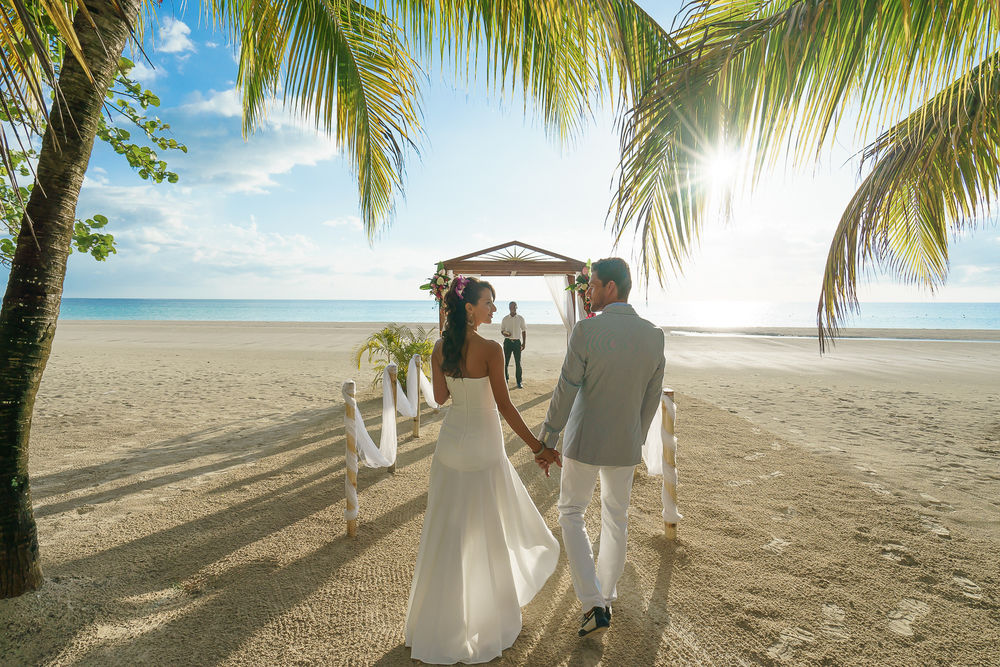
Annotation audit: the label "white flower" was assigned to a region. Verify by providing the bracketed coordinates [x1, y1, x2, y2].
[436, 277, 445, 285]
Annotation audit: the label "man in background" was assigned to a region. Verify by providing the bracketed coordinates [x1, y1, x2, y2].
[501, 301, 527, 388]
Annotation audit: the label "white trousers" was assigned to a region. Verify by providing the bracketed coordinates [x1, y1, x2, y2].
[557, 457, 636, 611]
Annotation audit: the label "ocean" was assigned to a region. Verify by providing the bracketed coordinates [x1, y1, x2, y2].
[58, 298, 1000, 331]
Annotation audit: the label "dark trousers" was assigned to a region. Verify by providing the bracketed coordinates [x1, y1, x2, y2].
[503, 338, 523, 385]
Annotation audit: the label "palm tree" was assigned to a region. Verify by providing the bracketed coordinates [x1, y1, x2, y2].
[0, 1, 674, 597]
[610, 0, 999, 349]
[0, 0, 144, 598]
[354, 323, 435, 388]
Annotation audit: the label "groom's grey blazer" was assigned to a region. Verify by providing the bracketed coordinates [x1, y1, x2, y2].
[540, 302, 665, 467]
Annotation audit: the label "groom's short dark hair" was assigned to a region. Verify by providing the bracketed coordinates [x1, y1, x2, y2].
[592, 258, 631, 300]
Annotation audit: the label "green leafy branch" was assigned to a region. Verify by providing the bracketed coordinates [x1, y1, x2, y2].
[1, 56, 187, 266]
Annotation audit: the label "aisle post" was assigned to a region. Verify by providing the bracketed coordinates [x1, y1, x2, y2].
[388, 365, 398, 474]
[412, 355, 421, 437]
[344, 380, 358, 537]
[662, 388, 679, 540]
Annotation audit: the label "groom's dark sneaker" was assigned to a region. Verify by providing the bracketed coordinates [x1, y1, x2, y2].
[578, 606, 609, 638]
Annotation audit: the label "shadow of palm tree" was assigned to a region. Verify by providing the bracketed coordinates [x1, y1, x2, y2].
[31, 387, 555, 665]
[45, 400, 442, 664]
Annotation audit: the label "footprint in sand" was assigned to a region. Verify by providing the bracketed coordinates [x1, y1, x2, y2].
[920, 516, 951, 539]
[880, 543, 917, 566]
[821, 603, 850, 640]
[758, 471, 784, 481]
[771, 506, 797, 522]
[770, 441, 782, 451]
[854, 464, 878, 476]
[766, 627, 815, 660]
[762, 537, 791, 555]
[952, 575, 983, 601]
[744, 452, 766, 461]
[861, 481, 892, 496]
[887, 599, 929, 637]
[919, 493, 953, 511]
[726, 478, 755, 487]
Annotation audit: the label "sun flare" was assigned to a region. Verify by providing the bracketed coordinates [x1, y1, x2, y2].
[701, 147, 743, 194]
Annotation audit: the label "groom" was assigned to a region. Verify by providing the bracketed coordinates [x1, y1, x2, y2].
[536, 257, 665, 638]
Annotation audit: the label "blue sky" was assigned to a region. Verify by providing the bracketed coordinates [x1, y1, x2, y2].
[51, 3, 1000, 304]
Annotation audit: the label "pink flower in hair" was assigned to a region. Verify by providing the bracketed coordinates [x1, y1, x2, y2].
[454, 275, 469, 300]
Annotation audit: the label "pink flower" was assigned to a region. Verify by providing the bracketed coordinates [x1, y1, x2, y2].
[454, 275, 469, 299]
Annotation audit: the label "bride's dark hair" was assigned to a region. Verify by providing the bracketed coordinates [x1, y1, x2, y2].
[441, 276, 495, 377]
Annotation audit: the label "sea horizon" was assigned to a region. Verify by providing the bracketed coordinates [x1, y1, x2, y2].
[58, 297, 1000, 331]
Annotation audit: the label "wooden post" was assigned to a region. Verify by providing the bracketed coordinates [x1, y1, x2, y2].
[388, 365, 398, 474]
[412, 355, 421, 438]
[344, 381, 358, 537]
[566, 274, 577, 324]
[662, 388, 678, 540]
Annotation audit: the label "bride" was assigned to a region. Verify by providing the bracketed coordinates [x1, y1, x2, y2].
[405, 275, 561, 664]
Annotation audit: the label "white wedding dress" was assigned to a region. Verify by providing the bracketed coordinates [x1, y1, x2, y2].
[405, 376, 559, 664]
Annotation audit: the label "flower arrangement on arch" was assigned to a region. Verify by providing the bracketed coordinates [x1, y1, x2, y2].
[565, 259, 595, 317]
[420, 262, 450, 304]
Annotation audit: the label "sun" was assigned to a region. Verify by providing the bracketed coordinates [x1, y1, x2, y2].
[703, 147, 741, 193]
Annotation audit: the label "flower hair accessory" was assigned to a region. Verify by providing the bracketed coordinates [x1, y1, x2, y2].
[454, 275, 469, 300]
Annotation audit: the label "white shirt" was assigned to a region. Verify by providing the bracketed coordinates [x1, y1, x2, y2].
[500, 314, 526, 341]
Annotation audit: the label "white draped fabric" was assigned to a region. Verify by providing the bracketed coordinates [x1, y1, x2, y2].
[642, 394, 683, 523]
[379, 372, 399, 463]
[544, 275, 571, 330]
[544, 274, 578, 343]
[344, 358, 440, 474]
[342, 383, 393, 472]
[393, 355, 441, 419]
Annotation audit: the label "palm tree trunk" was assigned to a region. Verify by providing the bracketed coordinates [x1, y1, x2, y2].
[0, 0, 141, 598]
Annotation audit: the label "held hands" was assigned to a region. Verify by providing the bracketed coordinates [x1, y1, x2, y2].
[531, 440, 562, 477]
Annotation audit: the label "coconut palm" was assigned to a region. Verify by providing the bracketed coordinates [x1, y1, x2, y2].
[610, 0, 999, 349]
[354, 323, 435, 388]
[0, 1, 675, 597]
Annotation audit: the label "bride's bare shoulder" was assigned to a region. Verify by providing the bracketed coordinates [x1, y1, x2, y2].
[470, 333, 501, 353]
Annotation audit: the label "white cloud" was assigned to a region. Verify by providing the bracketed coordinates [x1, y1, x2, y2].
[180, 130, 338, 194]
[158, 18, 195, 55]
[323, 216, 362, 230]
[172, 88, 340, 194]
[181, 88, 242, 117]
[129, 60, 164, 84]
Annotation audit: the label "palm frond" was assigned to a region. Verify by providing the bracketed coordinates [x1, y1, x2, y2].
[614, 1, 1000, 271]
[206, 1, 673, 238]
[818, 51, 1000, 350]
[209, 0, 421, 239]
[389, 1, 676, 142]
[1, 0, 102, 240]
[611, 0, 1000, 343]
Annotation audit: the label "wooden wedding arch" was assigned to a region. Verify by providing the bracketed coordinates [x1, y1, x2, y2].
[437, 241, 587, 335]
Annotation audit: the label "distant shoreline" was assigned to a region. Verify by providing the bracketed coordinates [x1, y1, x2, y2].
[53, 319, 1000, 342]
[665, 325, 1000, 342]
[57, 298, 1000, 331]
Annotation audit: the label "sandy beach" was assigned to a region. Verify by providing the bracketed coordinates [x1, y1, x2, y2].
[2, 320, 998, 665]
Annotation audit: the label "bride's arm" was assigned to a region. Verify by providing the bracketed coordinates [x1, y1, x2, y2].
[486, 342, 543, 453]
[431, 339, 450, 405]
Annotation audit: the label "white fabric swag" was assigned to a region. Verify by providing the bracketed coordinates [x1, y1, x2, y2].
[347, 355, 440, 471]
[642, 394, 683, 523]
[342, 383, 393, 480]
[379, 356, 440, 458]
